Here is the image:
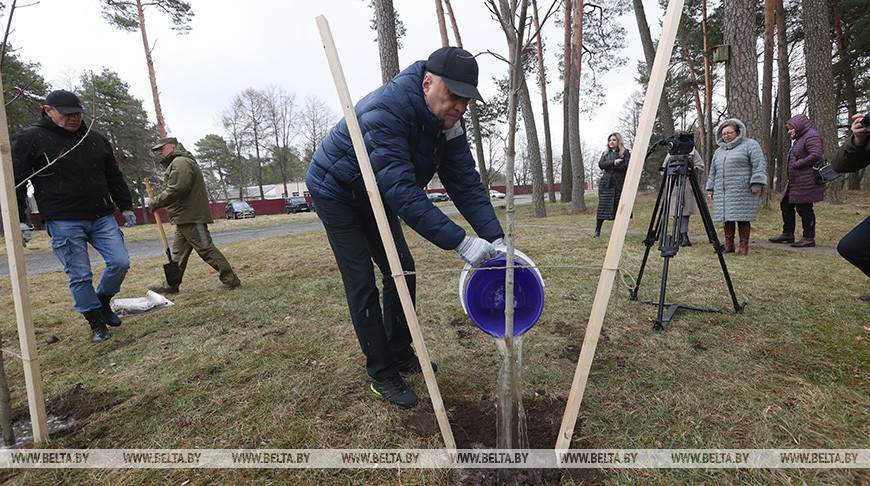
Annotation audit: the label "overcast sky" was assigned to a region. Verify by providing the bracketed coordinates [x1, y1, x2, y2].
[6, 0, 662, 160]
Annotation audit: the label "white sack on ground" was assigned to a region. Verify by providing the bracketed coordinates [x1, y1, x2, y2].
[110, 290, 174, 317]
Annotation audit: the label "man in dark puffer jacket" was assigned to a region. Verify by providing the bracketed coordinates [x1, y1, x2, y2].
[13, 90, 135, 343]
[307, 47, 506, 409]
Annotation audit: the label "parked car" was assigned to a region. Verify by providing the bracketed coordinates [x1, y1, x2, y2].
[489, 189, 506, 199]
[427, 192, 449, 202]
[225, 201, 255, 219]
[284, 196, 313, 214]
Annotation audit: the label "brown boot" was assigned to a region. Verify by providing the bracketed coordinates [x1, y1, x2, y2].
[790, 237, 815, 248]
[769, 232, 795, 243]
[722, 222, 735, 253]
[737, 222, 751, 256]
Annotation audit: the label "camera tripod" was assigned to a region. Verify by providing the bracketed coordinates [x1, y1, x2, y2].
[628, 141, 746, 332]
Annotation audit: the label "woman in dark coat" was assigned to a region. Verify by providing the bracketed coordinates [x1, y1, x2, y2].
[595, 132, 630, 237]
[770, 114, 825, 248]
[768, 114, 826, 247]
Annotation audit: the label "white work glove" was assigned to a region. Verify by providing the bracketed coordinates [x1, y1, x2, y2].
[491, 237, 507, 252]
[122, 210, 136, 227]
[455, 235, 503, 267]
[20, 223, 31, 246]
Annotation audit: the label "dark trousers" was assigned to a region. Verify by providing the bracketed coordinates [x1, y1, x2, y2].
[312, 194, 416, 381]
[780, 193, 816, 238]
[838, 215, 870, 278]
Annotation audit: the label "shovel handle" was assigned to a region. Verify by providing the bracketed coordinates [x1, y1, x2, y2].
[144, 178, 171, 252]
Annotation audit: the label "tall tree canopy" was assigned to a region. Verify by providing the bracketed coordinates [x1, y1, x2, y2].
[78, 68, 160, 207]
[100, 0, 193, 138]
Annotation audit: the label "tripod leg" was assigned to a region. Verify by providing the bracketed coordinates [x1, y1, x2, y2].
[631, 171, 668, 300]
[654, 255, 673, 332]
[688, 169, 745, 313]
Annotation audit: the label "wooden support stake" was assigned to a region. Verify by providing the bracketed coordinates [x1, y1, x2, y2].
[315, 15, 456, 451]
[555, 0, 686, 452]
[0, 72, 48, 443]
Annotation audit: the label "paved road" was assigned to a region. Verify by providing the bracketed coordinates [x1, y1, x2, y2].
[0, 196, 531, 277]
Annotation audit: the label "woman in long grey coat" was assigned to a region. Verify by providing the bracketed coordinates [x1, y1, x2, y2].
[662, 147, 706, 246]
[595, 132, 630, 237]
[768, 114, 826, 248]
[706, 119, 767, 256]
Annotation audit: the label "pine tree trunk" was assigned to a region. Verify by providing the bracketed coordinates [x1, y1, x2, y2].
[702, 0, 714, 166]
[136, 0, 166, 138]
[570, 0, 586, 213]
[760, 0, 775, 209]
[633, 0, 674, 137]
[375, 0, 400, 84]
[532, 0, 556, 202]
[775, 0, 791, 193]
[832, 0, 861, 190]
[725, 0, 764, 138]
[440, 0, 488, 188]
[518, 77, 547, 217]
[560, 0, 573, 203]
[803, 0, 842, 203]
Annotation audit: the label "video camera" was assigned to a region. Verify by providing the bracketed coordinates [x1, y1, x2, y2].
[664, 132, 695, 156]
[652, 132, 696, 176]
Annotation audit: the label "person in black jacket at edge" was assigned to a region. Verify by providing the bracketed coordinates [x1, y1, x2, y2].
[832, 112, 870, 302]
[306, 47, 519, 409]
[13, 90, 136, 343]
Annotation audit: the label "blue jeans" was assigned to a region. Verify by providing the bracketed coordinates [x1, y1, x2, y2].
[45, 215, 131, 314]
[311, 194, 416, 381]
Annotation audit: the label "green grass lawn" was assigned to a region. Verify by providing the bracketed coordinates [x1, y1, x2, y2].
[0, 191, 867, 485]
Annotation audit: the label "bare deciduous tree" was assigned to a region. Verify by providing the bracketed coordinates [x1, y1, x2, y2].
[262, 86, 297, 198]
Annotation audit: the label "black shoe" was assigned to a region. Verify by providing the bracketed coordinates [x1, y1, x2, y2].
[679, 233, 692, 247]
[398, 357, 438, 374]
[83, 309, 112, 343]
[769, 233, 795, 244]
[593, 230, 600, 238]
[790, 237, 815, 248]
[370, 375, 419, 409]
[97, 293, 121, 327]
[91, 326, 111, 343]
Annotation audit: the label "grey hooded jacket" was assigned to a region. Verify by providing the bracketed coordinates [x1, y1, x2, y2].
[706, 118, 767, 222]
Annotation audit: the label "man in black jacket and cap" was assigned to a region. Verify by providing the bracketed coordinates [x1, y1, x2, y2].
[12, 90, 136, 343]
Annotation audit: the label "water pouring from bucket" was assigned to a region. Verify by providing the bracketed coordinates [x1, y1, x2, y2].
[459, 250, 545, 338]
[459, 251, 544, 450]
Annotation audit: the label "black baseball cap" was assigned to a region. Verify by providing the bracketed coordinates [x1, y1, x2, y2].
[45, 90, 84, 115]
[425, 47, 483, 101]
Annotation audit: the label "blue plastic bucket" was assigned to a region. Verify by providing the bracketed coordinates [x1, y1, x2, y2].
[462, 257, 545, 338]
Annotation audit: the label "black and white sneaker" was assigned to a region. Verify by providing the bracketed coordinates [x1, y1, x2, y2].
[370, 375, 419, 409]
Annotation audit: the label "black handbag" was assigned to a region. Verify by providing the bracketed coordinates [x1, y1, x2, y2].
[813, 161, 841, 185]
